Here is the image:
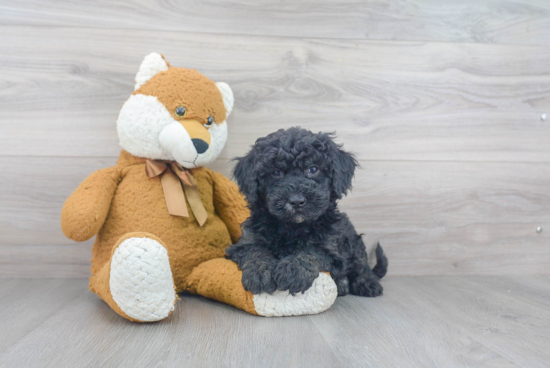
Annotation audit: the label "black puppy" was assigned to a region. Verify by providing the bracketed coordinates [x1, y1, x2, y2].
[226, 127, 388, 297]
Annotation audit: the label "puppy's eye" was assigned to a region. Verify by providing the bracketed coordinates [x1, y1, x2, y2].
[205, 116, 214, 128]
[308, 166, 319, 175]
[175, 106, 186, 117]
[272, 170, 282, 177]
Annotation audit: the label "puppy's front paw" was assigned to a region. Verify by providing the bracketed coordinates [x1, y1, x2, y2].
[274, 258, 318, 295]
[241, 261, 277, 295]
[336, 276, 350, 296]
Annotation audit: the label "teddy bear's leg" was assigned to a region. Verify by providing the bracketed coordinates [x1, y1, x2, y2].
[89, 232, 176, 322]
[185, 258, 338, 317]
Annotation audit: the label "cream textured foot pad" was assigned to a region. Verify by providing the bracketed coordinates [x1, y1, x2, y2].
[110, 237, 176, 322]
[253, 273, 337, 317]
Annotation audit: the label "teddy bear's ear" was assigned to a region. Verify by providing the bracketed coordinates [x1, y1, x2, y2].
[134, 53, 170, 90]
[216, 82, 234, 118]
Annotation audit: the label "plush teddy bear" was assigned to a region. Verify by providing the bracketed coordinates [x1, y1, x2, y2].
[61, 53, 338, 322]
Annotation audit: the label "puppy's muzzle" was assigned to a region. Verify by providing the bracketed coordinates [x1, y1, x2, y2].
[288, 193, 306, 208]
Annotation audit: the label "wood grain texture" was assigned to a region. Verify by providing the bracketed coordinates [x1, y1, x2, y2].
[1, 0, 550, 45]
[472, 275, 550, 310]
[395, 277, 550, 368]
[1, 3, 550, 277]
[1, 276, 550, 367]
[1, 156, 548, 278]
[1, 26, 550, 162]
[0, 279, 83, 354]
[0, 156, 115, 277]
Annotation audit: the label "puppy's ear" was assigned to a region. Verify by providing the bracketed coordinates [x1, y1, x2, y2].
[329, 142, 358, 199]
[233, 151, 259, 205]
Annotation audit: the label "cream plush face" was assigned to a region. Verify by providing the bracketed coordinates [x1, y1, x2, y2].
[117, 53, 234, 168]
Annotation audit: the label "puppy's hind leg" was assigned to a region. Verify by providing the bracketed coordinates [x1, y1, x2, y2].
[349, 243, 387, 297]
[349, 274, 383, 297]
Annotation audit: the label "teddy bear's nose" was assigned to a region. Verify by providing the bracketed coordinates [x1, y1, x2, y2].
[192, 139, 209, 154]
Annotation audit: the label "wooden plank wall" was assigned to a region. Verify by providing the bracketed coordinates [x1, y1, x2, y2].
[1, 0, 549, 277]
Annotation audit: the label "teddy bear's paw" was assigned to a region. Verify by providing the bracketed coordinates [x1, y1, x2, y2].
[252, 272, 337, 317]
[110, 237, 176, 322]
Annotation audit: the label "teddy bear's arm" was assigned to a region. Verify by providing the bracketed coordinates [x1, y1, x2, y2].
[61, 166, 121, 242]
[209, 170, 250, 243]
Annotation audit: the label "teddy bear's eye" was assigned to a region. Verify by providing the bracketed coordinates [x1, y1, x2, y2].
[205, 116, 214, 128]
[175, 106, 186, 117]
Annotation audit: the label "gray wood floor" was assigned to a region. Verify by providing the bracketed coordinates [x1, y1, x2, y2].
[1, 276, 549, 368]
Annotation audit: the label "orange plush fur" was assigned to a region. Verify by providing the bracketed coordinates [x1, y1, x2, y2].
[61, 55, 255, 321]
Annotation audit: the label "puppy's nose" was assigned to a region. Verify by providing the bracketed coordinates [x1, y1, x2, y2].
[192, 139, 209, 154]
[289, 194, 306, 208]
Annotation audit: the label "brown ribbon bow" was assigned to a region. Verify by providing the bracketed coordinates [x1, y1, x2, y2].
[146, 160, 208, 226]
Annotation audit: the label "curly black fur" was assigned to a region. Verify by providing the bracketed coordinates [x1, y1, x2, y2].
[226, 127, 388, 297]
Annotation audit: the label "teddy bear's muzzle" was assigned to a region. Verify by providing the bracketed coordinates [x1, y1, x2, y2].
[179, 119, 211, 149]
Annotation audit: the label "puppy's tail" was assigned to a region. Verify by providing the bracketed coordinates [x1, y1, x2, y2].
[372, 243, 388, 279]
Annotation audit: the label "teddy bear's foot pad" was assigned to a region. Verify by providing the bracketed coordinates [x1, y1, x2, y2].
[252, 273, 337, 317]
[110, 237, 176, 322]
